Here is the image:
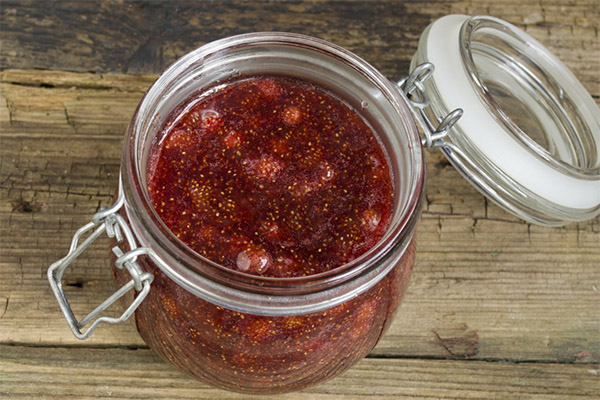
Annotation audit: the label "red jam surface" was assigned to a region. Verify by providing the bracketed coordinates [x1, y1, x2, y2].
[147, 76, 393, 277]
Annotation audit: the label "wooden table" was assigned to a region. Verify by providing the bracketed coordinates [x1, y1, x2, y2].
[1, 1, 598, 398]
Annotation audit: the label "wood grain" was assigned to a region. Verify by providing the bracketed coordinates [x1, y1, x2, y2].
[1, 0, 598, 94]
[1, 345, 598, 399]
[1, 1, 599, 398]
[1, 70, 598, 363]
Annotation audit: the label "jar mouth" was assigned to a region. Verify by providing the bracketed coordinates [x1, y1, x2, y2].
[122, 33, 424, 308]
[415, 14, 600, 225]
[460, 16, 600, 178]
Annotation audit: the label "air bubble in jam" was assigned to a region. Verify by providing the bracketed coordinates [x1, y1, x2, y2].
[282, 106, 302, 124]
[257, 78, 282, 99]
[200, 109, 221, 130]
[236, 245, 272, 274]
[223, 130, 242, 148]
[236, 251, 252, 271]
[361, 208, 382, 232]
[319, 161, 335, 181]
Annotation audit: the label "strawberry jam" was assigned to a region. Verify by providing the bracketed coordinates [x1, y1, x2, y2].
[147, 76, 393, 277]
[114, 75, 416, 394]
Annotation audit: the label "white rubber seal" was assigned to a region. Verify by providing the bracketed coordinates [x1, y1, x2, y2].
[426, 15, 600, 210]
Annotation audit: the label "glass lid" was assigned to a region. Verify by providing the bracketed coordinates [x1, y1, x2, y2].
[407, 15, 600, 226]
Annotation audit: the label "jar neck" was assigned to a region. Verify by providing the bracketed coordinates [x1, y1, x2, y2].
[120, 32, 425, 315]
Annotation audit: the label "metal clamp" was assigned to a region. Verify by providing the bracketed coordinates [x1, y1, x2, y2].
[47, 190, 155, 339]
[398, 62, 463, 148]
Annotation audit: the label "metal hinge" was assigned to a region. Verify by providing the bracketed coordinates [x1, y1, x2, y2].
[47, 188, 155, 339]
[398, 62, 463, 148]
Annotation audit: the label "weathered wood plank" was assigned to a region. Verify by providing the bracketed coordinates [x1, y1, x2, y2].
[1, 1, 598, 96]
[0, 345, 598, 399]
[0, 69, 157, 92]
[1, 2, 598, 398]
[1, 71, 598, 363]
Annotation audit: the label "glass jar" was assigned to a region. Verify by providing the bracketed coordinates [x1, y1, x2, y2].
[48, 15, 600, 395]
[50, 32, 426, 394]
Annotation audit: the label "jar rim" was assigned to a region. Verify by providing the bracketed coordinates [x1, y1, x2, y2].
[121, 32, 425, 314]
[460, 16, 600, 178]
[415, 15, 600, 225]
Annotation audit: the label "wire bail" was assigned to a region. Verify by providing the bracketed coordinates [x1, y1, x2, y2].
[398, 62, 463, 148]
[47, 185, 156, 340]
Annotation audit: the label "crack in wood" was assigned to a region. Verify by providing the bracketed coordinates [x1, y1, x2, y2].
[424, 211, 528, 226]
[10, 197, 44, 213]
[0, 342, 596, 366]
[432, 326, 480, 359]
[63, 105, 77, 133]
[0, 184, 115, 199]
[0, 298, 8, 320]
